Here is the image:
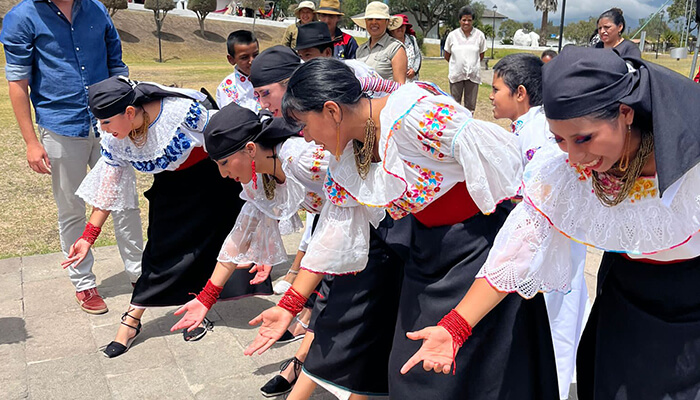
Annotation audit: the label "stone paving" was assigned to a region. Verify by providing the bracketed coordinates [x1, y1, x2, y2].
[0, 226, 600, 400]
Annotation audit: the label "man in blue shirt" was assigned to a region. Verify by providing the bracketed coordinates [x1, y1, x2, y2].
[1, 0, 143, 314]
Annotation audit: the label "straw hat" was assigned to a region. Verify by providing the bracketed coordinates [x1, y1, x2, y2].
[352, 2, 402, 30]
[294, 1, 316, 17]
[316, 0, 343, 15]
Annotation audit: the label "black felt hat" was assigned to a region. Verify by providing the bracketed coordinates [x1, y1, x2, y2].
[295, 21, 340, 51]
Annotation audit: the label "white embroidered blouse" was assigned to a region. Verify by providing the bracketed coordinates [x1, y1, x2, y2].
[216, 137, 330, 267]
[476, 144, 700, 299]
[300, 82, 524, 275]
[76, 97, 210, 211]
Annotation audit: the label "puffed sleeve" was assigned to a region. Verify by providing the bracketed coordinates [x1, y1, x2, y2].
[217, 202, 289, 266]
[299, 175, 386, 275]
[475, 200, 574, 298]
[75, 154, 139, 211]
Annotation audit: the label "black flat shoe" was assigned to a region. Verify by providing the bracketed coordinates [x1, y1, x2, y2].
[103, 309, 142, 358]
[276, 329, 305, 344]
[260, 357, 303, 397]
[183, 317, 213, 342]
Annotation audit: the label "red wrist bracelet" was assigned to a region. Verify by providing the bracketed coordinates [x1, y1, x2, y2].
[437, 309, 473, 375]
[80, 222, 102, 245]
[277, 287, 307, 316]
[196, 279, 224, 310]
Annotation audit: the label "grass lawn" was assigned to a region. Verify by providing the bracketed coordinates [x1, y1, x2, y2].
[0, 42, 696, 258]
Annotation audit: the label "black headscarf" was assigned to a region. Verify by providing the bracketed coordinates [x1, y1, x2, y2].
[542, 46, 700, 195]
[249, 45, 301, 88]
[204, 102, 301, 160]
[88, 76, 205, 119]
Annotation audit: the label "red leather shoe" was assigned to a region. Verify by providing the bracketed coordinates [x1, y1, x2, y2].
[75, 288, 108, 314]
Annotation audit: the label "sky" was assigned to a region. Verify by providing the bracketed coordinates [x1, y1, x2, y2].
[485, 0, 673, 28]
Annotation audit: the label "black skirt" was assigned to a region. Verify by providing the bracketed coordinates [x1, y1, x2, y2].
[578, 252, 700, 400]
[131, 159, 272, 307]
[388, 207, 560, 400]
[303, 215, 411, 395]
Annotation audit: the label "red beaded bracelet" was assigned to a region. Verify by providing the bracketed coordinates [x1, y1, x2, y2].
[437, 309, 473, 375]
[277, 287, 307, 316]
[79, 222, 102, 245]
[196, 279, 224, 310]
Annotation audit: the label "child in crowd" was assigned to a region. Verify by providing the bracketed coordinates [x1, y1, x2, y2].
[490, 53, 590, 400]
[216, 30, 260, 111]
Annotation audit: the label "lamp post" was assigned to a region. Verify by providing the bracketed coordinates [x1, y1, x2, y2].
[491, 5, 497, 59]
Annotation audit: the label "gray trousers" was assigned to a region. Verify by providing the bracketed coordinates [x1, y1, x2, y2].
[40, 127, 143, 291]
[449, 79, 479, 113]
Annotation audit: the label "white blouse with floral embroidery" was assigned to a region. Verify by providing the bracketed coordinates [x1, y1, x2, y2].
[216, 137, 331, 267]
[76, 97, 210, 211]
[300, 82, 524, 275]
[476, 144, 700, 299]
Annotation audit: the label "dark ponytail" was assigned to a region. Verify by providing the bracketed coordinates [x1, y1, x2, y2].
[282, 58, 363, 124]
[598, 8, 626, 34]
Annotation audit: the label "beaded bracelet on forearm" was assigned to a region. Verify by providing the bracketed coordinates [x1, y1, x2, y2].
[196, 279, 224, 310]
[437, 309, 473, 375]
[277, 287, 307, 316]
[80, 222, 102, 245]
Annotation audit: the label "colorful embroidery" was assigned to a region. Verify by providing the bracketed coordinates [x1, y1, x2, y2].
[525, 147, 539, 161]
[629, 177, 658, 203]
[130, 129, 192, 172]
[304, 192, 324, 212]
[324, 173, 349, 205]
[183, 102, 204, 130]
[567, 159, 593, 181]
[387, 161, 444, 218]
[310, 148, 325, 181]
[511, 120, 524, 134]
[417, 103, 454, 160]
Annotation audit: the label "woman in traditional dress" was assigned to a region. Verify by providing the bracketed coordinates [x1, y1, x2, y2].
[404, 46, 700, 400]
[245, 57, 559, 400]
[61, 76, 272, 358]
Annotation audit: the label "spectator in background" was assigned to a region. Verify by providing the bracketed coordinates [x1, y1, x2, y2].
[283, 1, 316, 49]
[444, 6, 487, 112]
[216, 30, 260, 111]
[541, 49, 557, 63]
[1, 0, 143, 315]
[389, 14, 422, 82]
[315, 0, 359, 59]
[595, 8, 641, 58]
[353, 1, 407, 83]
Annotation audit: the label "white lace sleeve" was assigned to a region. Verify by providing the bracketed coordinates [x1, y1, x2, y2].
[300, 200, 384, 275]
[75, 157, 139, 211]
[476, 201, 574, 298]
[217, 202, 289, 266]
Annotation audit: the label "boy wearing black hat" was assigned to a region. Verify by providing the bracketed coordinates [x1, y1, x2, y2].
[216, 30, 260, 111]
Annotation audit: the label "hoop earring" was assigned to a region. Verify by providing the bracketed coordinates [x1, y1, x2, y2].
[334, 123, 342, 161]
[618, 125, 632, 172]
[251, 160, 258, 190]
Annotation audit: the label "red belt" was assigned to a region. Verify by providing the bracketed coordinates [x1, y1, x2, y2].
[413, 181, 480, 228]
[175, 146, 209, 171]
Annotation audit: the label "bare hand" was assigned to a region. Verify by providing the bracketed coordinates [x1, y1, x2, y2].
[27, 142, 51, 174]
[407, 68, 416, 79]
[171, 298, 209, 332]
[248, 264, 271, 285]
[400, 326, 456, 375]
[244, 306, 294, 356]
[61, 238, 92, 269]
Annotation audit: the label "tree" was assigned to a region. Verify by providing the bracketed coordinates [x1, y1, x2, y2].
[534, 0, 557, 45]
[144, 0, 175, 62]
[668, 0, 695, 25]
[564, 16, 597, 45]
[523, 21, 535, 31]
[637, 11, 669, 39]
[100, 0, 128, 17]
[188, 0, 216, 36]
[341, 0, 365, 28]
[482, 24, 494, 39]
[241, 0, 265, 31]
[499, 19, 523, 39]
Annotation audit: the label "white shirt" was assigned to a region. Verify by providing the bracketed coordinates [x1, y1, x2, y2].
[444, 27, 486, 84]
[511, 106, 553, 167]
[215, 66, 260, 112]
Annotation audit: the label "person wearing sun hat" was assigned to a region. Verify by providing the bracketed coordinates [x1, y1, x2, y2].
[353, 1, 407, 83]
[283, 1, 317, 49]
[315, 0, 359, 59]
[389, 14, 422, 82]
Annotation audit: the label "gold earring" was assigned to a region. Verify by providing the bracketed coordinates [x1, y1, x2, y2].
[334, 123, 342, 161]
[618, 125, 632, 172]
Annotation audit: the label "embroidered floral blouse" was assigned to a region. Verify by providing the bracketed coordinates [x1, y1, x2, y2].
[216, 137, 331, 267]
[476, 144, 700, 299]
[76, 97, 210, 211]
[300, 82, 524, 275]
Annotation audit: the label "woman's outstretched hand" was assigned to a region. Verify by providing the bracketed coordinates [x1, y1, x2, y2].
[244, 305, 294, 355]
[400, 326, 456, 375]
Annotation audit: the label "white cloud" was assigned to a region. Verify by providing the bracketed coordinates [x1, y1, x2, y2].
[488, 0, 665, 27]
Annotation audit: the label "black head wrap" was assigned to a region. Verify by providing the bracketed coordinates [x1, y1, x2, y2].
[249, 45, 301, 88]
[204, 102, 301, 160]
[89, 76, 204, 119]
[542, 46, 700, 195]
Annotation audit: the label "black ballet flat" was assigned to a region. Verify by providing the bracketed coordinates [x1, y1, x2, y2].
[260, 357, 303, 397]
[103, 310, 142, 358]
[182, 317, 213, 342]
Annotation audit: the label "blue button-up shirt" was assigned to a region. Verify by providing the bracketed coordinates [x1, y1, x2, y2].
[1, 0, 129, 137]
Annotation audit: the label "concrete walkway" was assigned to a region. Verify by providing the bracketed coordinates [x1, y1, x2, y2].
[0, 226, 600, 399]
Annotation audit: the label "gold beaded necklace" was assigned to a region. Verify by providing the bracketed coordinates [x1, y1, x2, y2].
[353, 98, 376, 180]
